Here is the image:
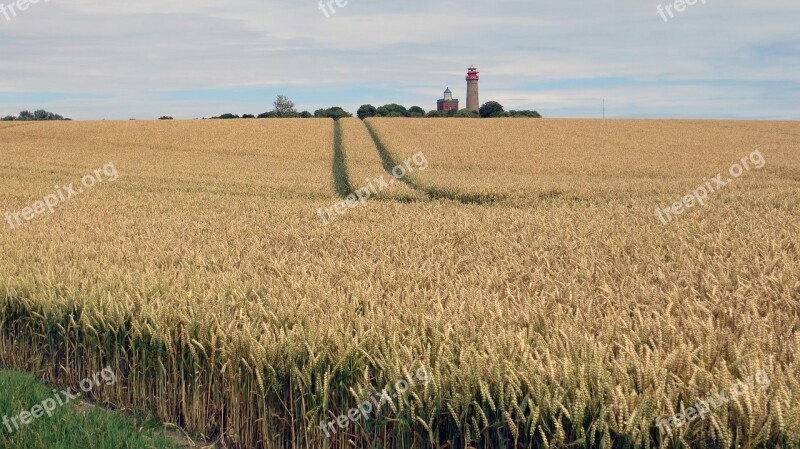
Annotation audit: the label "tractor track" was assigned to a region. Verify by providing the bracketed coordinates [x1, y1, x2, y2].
[362, 119, 504, 205]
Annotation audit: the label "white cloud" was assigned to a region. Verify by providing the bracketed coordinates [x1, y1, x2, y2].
[0, 0, 797, 119]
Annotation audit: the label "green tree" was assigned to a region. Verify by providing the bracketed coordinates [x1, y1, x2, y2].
[22, 110, 66, 120]
[376, 104, 408, 117]
[357, 104, 377, 120]
[408, 106, 425, 117]
[479, 101, 505, 118]
[314, 107, 352, 120]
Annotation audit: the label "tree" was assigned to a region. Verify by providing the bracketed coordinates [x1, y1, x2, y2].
[408, 106, 425, 117]
[425, 110, 444, 118]
[314, 107, 352, 120]
[479, 101, 505, 118]
[1, 115, 15, 121]
[159, 116, 173, 120]
[216, 113, 239, 119]
[357, 104, 377, 120]
[20, 110, 65, 120]
[273, 95, 297, 117]
[376, 104, 408, 117]
[242, 114, 256, 119]
[300, 111, 313, 118]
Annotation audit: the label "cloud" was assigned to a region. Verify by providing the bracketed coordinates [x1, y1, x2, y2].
[0, 0, 797, 119]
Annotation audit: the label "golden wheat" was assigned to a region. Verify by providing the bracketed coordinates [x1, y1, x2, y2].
[0, 118, 798, 449]
[339, 117, 424, 202]
[367, 118, 800, 206]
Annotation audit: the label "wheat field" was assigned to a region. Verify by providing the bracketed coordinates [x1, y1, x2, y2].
[365, 118, 800, 206]
[0, 118, 799, 449]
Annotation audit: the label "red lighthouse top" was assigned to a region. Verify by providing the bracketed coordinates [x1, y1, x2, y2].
[466, 66, 479, 80]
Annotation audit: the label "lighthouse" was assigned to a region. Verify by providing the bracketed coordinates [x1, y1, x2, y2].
[436, 87, 459, 112]
[466, 66, 480, 112]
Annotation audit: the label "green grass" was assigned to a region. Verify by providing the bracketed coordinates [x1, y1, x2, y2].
[332, 119, 354, 197]
[0, 369, 181, 449]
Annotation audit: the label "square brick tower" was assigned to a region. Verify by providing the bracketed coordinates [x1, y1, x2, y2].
[437, 87, 459, 112]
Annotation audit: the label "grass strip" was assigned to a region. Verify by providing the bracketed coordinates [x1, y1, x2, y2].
[332, 119, 353, 197]
[0, 369, 181, 449]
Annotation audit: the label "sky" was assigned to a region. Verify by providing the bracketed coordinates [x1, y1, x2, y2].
[0, 0, 798, 120]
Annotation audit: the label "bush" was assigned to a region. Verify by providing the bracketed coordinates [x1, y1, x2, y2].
[454, 109, 480, 118]
[159, 116, 174, 120]
[242, 114, 256, 119]
[216, 113, 239, 119]
[507, 110, 542, 118]
[425, 111, 444, 118]
[300, 111, 313, 118]
[1, 116, 15, 121]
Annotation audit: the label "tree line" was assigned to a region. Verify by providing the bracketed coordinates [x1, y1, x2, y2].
[206, 95, 351, 120]
[206, 96, 541, 121]
[1, 110, 70, 121]
[3, 97, 541, 122]
[357, 102, 541, 119]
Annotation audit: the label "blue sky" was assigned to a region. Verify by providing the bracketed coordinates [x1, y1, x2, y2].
[0, 0, 798, 119]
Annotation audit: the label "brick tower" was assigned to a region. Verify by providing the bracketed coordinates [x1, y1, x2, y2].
[466, 66, 480, 112]
[437, 87, 459, 112]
